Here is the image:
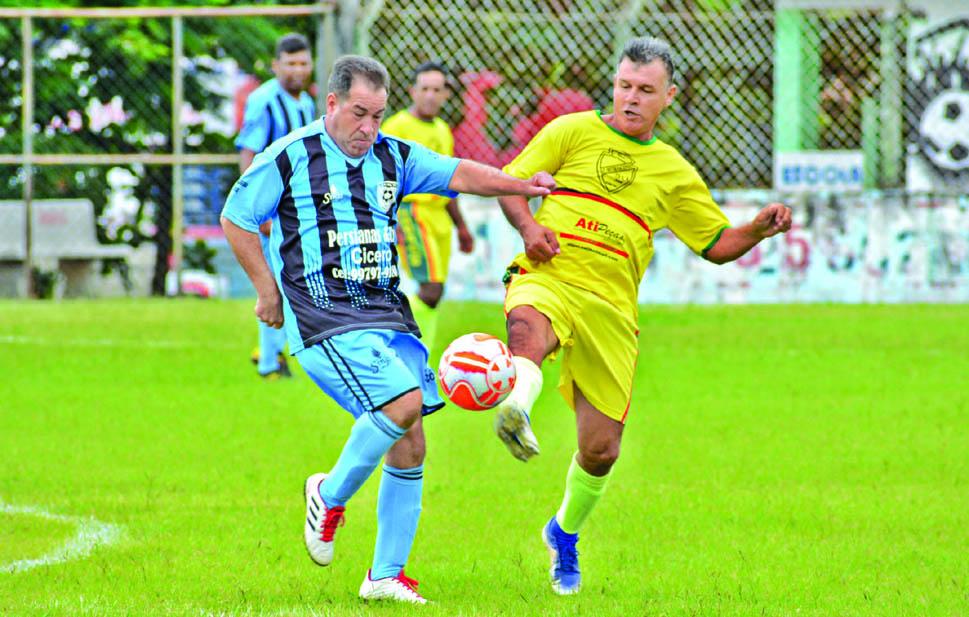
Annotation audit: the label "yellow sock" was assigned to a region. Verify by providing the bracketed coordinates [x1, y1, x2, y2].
[555, 453, 611, 534]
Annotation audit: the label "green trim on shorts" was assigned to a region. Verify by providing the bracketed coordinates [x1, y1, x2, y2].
[501, 265, 521, 286]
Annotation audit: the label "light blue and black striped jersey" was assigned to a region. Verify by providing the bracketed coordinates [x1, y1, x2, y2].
[235, 78, 316, 153]
[222, 118, 461, 353]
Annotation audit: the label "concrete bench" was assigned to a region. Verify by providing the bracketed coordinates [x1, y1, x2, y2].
[0, 202, 28, 296]
[0, 199, 132, 297]
[0, 201, 26, 260]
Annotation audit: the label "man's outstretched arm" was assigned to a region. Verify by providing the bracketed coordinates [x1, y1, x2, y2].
[448, 159, 555, 198]
[704, 202, 792, 264]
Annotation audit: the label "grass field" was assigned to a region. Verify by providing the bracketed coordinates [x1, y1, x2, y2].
[1, 299, 967, 616]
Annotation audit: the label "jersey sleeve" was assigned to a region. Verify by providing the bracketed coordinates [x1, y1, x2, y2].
[235, 96, 271, 153]
[221, 150, 285, 232]
[667, 168, 731, 256]
[399, 141, 460, 198]
[502, 117, 569, 179]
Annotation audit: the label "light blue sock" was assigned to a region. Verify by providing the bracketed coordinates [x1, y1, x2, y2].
[372, 464, 423, 580]
[319, 411, 406, 507]
[257, 321, 284, 374]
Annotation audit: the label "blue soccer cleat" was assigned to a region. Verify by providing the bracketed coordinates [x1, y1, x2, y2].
[542, 516, 580, 595]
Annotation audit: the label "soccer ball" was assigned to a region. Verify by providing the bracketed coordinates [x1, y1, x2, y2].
[438, 333, 516, 411]
[919, 89, 969, 172]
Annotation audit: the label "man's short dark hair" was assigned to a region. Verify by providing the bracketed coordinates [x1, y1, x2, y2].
[620, 37, 676, 85]
[410, 61, 450, 87]
[275, 33, 310, 58]
[328, 55, 390, 98]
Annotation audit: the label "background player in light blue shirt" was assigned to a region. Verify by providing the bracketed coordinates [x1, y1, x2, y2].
[221, 55, 554, 604]
[236, 33, 315, 379]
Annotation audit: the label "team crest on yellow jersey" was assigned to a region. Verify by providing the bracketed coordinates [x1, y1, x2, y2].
[378, 180, 398, 211]
[596, 149, 637, 193]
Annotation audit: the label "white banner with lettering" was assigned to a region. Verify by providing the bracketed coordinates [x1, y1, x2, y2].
[774, 151, 865, 193]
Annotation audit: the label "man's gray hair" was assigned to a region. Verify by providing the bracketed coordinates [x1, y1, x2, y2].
[327, 55, 389, 98]
[620, 37, 676, 85]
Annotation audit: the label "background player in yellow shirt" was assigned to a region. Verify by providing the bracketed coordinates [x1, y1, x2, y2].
[381, 62, 474, 351]
[493, 37, 793, 595]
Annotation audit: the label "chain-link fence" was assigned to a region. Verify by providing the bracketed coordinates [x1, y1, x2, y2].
[1, 2, 967, 299]
[366, 1, 945, 192]
[0, 5, 331, 297]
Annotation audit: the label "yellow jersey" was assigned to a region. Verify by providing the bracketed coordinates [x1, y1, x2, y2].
[381, 109, 454, 210]
[503, 110, 729, 317]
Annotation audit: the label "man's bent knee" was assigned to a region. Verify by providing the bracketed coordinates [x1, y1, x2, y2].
[418, 283, 443, 308]
[387, 422, 426, 468]
[574, 386, 624, 475]
[577, 440, 620, 476]
[380, 388, 424, 430]
[506, 306, 556, 364]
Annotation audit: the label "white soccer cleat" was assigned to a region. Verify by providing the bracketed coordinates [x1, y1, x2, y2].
[303, 472, 345, 567]
[359, 569, 427, 604]
[494, 401, 540, 462]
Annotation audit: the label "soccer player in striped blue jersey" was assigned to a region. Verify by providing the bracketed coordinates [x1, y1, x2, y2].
[221, 55, 554, 604]
[236, 33, 316, 379]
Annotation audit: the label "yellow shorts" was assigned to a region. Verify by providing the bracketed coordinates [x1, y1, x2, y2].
[503, 269, 638, 423]
[396, 200, 453, 284]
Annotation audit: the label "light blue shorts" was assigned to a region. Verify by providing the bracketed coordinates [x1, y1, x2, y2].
[296, 328, 444, 419]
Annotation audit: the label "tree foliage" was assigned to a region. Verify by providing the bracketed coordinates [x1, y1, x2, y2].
[0, 0, 319, 292]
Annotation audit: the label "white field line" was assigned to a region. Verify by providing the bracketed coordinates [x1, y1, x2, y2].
[0, 334, 237, 350]
[0, 501, 123, 574]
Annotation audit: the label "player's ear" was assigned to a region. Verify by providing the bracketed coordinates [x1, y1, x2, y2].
[271, 57, 280, 76]
[326, 92, 338, 114]
[665, 84, 677, 107]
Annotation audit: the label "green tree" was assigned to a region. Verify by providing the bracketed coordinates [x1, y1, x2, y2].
[0, 0, 317, 293]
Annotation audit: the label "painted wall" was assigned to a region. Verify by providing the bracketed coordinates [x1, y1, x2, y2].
[441, 193, 969, 305]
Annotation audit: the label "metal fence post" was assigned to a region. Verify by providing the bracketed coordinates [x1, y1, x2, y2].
[21, 15, 33, 298]
[315, 0, 327, 114]
[879, 9, 902, 188]
[336, 0, 357, 57]
[354, 0, 384, 56]
[171, 14, 184, 292]
[612, 0, 644, 68]
[774, 8, 821, 153]
[320, 3, 337, 96]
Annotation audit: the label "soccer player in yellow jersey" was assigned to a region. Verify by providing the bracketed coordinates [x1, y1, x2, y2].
[381, 62, 474, 351]
[493, 37, 793, 595]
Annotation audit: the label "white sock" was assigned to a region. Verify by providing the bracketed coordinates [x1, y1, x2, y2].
[507, 356, 543, 416]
